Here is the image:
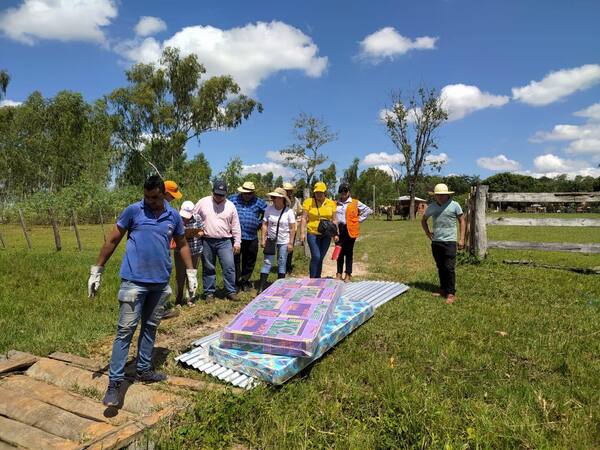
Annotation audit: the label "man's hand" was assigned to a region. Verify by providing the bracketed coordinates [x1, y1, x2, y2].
[186, 269, 198, 297]
[425, 230, 433, 240]
[260, 240, 266, 248]
[233, 244, 241, 255]
[88, 265, 104, 298]
[334, 235, 339, 243]
[287, 242, 293, 252]
[458, 239, 465, 250]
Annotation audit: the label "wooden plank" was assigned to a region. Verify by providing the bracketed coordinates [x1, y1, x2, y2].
[0, 440, 17, 450]
[26, 358, 178, 415]
[0, 415, 79, 450]
[0, 385, 116, 442]
[0, 375, 133, 426]
[488, 191, 600, 203]
[487, 217, 600, 227]
[48, 352, 105, 372]
[488, 240, 600, 254]
[0, 352, 38, 374]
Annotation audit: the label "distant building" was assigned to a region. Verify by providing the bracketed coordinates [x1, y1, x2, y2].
[394, 195, 428, 218]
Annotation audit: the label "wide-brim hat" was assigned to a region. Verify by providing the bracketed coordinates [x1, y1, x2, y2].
[429, 183, 454, 195]
[237, 181, 256, 193]
[268, 187, 290, 205]
[164, 180, 183, 200]
[282, 182, 295, 191]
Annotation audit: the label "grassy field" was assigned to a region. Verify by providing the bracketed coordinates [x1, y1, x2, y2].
[2, 217, 600, 448]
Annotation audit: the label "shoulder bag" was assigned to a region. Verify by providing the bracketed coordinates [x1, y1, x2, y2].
[264, 207, 286, 255]
[315, 198, 338, 238]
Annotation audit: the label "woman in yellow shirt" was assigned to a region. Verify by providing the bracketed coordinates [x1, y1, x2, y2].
[300, 182, 339, 278]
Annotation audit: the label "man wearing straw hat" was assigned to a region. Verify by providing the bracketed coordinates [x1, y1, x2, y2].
[282, 181, 303, 274]
[229, 181, 267, 291]
[421, 183, 465, 304]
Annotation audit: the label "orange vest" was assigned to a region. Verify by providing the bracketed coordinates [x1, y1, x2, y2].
[346, 199, 360, 238]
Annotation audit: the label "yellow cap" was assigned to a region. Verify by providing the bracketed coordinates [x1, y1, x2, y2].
[313, 181, 327, 193]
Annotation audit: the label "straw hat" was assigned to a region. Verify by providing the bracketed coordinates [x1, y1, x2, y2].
[237, 181, 256, 193]
[429, 183, 454, 195]
[268, 187, 290, 205]
[282, 182, 294, 191]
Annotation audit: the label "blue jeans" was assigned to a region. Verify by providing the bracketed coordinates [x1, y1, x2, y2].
[306, 233, 332, 278]
[109, 280, 171, 382]
[201, 238, 236, 295]
[261, 243, 288, 275]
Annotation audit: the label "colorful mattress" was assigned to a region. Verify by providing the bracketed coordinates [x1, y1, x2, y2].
[220, 278, 344, 357]
[210, 296, 374, 384]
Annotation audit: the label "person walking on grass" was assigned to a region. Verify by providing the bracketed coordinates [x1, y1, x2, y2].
[283, 181, 303, 275]
[193, 180, 241, 301]
[335, 183, 372, 282]
[421, 183, 465, 304]
[257, 188, 296, 293]
[300, 181, 339, 278]
[229, 181, 267, 292]
[174, 201, 204, 307]
[87, 175, 198, 407]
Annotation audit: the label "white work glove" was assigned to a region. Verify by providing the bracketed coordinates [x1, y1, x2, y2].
[186, 269, 198, 298]
[88, 265, 104, 298]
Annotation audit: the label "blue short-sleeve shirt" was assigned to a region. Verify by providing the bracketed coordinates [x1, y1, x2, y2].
[229, 194, 267, 240]
[116, 200, 184, 283]
[424, 199, 463, 242]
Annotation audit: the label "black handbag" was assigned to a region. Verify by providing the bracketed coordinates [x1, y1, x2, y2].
[264, 207, 285, 255]
[315, 198, 338, 238]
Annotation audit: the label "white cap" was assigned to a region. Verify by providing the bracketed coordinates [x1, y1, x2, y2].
[179, 200, 195, 219]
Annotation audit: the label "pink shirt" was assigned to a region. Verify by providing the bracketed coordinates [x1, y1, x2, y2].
[193, 196, 241, 246]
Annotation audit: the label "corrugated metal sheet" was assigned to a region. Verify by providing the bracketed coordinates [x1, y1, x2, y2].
[175, 280, 409, 389]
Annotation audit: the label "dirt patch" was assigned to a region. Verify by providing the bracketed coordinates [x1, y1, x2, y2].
[321, 243, 369, 279]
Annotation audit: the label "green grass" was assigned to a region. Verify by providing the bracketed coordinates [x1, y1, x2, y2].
[2, 219, 600, 448]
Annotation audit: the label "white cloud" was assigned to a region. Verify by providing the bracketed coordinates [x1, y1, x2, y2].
[0, 0, 117, 45]
[135, 16, 166, 37]
[512, 64, 600, 106]
[265, 150, 286, 163]
[532, 153, 588, 173]
[567, 138, 600, 155]
[0, 99, 22, 107]
[379, 106, 420, 123]
[117, 21, 328, 94]
[374, 164, 401, 177]
[241, 162, 294, 178]
[362, 152, 404, 166]
[426, 152, 449, 165]
[477, 154, 521, 172]
[574, 102, 600, 122]
[358, 27, 437, 63]
[440, 84, 509, 121]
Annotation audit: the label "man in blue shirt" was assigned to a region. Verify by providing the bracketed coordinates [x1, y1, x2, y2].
[87, 176, 198, 407]
[421, 184, 465, 304]
[229, 181, 267, 291]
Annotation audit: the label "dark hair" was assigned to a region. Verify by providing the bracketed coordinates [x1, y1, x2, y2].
[144, 175, 165, 193]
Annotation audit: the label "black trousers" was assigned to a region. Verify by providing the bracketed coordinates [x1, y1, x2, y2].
[431, 241, 457, 295]
[286, 250, 294, 274]
[234, 239, 259, 285]
[336, 224, 356, 275]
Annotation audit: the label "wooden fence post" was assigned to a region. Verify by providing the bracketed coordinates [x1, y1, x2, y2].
[472, 185, 488, 259]
[18, 209, 32, 250]
[48, 208, 62, 251]
[0, 231, 5, 249]
[99, 210, 106, 243]
[71, 209, 82, 252]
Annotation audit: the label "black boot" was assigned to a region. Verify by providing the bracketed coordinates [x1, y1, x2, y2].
[278, 273, 285, 279]
[257, 273, 268, 294]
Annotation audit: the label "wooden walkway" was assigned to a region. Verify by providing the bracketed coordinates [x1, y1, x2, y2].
[0, 350, 224, 449]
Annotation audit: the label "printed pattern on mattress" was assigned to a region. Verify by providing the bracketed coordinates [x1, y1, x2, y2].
[220, 278, 344, 357]
[210, 296, 374, 384]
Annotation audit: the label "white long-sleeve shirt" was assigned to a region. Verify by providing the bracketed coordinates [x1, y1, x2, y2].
[193, 196, 241, 246]
[336, 197, 373, 224]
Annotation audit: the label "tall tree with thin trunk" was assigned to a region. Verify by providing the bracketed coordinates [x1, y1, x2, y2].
[0, 70, 10, 100]
[279, 113, 338, 193]
[383, 88, 448, 219]
[342, 157, 360, 188]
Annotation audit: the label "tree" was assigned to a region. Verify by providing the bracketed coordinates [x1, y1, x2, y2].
[279, 113, 338, 190]
[383, 88, 448, 219]
[342, 157, 360, 188]
[218, 156, 243, 193]
[0, 70, 9, 100]
[354, 168, 396, 209]
[171, 152, 212, 201]
[108, 47, 262, 185]
[319, 162, 337, 195]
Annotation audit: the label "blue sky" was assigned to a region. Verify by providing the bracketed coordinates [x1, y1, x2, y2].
[2, 0, 600, 180]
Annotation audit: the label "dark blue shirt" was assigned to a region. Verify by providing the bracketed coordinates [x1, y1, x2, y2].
[116, 200, 184, 283]
[229, 194, 267, 240]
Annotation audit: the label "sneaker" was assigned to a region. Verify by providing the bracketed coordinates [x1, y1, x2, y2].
[226, 292, 240, 301]
[204, 293, 215, 302]
[161, 308, 180, 320]
[136, 370, 167, 383]
[102, 380, 122, 406]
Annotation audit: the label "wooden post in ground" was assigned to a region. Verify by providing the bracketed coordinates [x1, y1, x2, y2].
[0, 230, 5, 249]
[48, 208, 61, 251]
[71, 210, 82, 252]
[18, 209, 32, 250]
[472, 185, 488, 259]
